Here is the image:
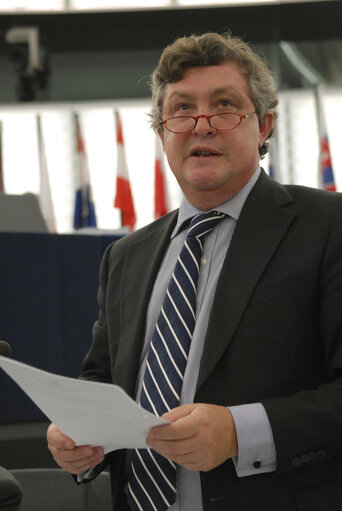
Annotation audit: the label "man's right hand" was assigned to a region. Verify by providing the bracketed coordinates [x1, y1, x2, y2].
[47, 423, 105, 474]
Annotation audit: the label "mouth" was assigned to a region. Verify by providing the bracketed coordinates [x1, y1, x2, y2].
[190, 148, 221, 158]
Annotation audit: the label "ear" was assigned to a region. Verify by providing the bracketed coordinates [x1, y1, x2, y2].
[259, 111, 273, 147]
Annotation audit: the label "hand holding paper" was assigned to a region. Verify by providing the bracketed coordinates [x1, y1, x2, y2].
[47, 422, 106, 475]
[0, 355, 166, 454]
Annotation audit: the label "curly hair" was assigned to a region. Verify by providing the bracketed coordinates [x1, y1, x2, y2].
[150, 32, 278, 158]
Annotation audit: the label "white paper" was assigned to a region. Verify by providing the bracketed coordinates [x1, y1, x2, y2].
[0, 355, 166, 454]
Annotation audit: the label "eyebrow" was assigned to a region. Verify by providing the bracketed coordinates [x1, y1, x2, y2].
[166, 86, 244, 104]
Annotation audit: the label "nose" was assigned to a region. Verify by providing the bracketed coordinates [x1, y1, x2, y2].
[192, 115, 216, 136]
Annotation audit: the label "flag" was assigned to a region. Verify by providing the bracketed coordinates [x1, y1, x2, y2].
[268, 137, 280, 182]
[114, 111, 136, 230]
[0, 121, 4, 193]
[154, 135, 169, 219]
[73, 114, 97, 229]
[315, 87, 336, 192]
[37, 115, 56, 232]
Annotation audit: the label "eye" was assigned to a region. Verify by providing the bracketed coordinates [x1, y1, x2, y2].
[177, 103, 190, 112]
[218, 99, 231, 108]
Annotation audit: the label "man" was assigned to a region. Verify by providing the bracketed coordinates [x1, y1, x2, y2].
[47, 33, 342, 510]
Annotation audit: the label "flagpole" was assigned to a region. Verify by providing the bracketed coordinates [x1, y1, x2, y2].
[37, 114, 56, 232]
[154, 134, 169, 219]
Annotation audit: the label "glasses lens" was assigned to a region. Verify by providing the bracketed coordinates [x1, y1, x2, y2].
[165, 117, 195, 133]
[211, 113, 240, 130]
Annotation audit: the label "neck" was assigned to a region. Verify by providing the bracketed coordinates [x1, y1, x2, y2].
[185, 186, 241, 211]
[182, 168, 259, 211]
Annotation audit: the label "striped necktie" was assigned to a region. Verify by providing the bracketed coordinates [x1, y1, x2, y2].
[127, 210, 226, 511]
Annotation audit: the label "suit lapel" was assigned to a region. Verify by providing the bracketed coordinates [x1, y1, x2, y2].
[114, 211, 178, 396]
[196, 173, 297, 392]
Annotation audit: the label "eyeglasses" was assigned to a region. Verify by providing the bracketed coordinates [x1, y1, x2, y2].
[159, 112, 256, 134]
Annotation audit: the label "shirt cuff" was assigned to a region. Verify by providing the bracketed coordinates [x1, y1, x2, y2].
[77, 462, 104, 483]
[228, 402, 277, 477]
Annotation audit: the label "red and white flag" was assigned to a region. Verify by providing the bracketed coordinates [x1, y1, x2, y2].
[37, 115, 56, 232]
[315, 87, 336, 192]
[0, 121, 4, 193]
[154, 135, 169, 219]
[114, 111, 136, 231]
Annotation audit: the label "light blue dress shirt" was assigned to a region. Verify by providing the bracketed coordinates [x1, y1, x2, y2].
[135, 167, 276, 510]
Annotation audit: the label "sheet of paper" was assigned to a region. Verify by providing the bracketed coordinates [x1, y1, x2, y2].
[0, 355, 166, 454]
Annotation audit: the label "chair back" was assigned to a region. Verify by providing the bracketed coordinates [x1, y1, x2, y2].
[10, 468, 111, 511]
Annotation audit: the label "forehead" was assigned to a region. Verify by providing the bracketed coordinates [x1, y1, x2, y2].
[162, 62, 251, 108]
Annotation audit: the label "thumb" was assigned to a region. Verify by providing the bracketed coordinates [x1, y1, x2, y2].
[47, 423, 75, 450]
[161, 403, 197, 423]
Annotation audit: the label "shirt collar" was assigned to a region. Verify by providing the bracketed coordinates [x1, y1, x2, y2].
[171, 166, 261, 239]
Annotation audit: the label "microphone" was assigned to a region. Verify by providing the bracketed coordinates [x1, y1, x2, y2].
[0, 340, 12, 357]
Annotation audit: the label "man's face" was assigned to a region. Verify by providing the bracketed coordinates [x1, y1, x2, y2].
[159, 62, 273, 210]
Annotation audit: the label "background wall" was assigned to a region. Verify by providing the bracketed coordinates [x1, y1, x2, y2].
[0, 2, 342, 103]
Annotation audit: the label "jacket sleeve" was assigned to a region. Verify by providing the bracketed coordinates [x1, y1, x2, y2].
[80, 242, 115, 384]
[262, 205, 342, 473]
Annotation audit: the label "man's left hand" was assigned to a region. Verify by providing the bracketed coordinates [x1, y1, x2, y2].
[146, 403, 238, 472]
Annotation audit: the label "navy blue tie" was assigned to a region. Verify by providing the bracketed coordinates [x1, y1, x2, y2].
[127, 211, 226, 511]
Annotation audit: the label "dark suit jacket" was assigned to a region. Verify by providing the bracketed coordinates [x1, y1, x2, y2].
[81, 170, 342, 510]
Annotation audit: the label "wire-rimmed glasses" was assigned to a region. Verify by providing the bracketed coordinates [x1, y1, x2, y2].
[159, 112, 256, 134]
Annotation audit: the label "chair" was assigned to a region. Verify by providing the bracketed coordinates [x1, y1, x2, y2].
[0, 466, 22, 511]
[0, 193, 47, 233]
[10, 468, 111, 511]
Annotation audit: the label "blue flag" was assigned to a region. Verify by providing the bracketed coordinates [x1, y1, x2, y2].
[73, 116, 97, 229]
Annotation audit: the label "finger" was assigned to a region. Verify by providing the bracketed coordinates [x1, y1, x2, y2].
[147, 434, 196, 458]
[162, 452, 199, 470]
[67, 451, 105, 474]
[57, 454, 103, 475]
[148, 423, 195, 442]
[49, 444, 102, 463]
[161, 404, 196, 423]
[48, 441, 104, 465]
[146, 404, 197, 441]
[49, 445, 104, 474]
[145, 437, 203, 471]
[149, 410, 199, 441]
[47, 423, 75, 450]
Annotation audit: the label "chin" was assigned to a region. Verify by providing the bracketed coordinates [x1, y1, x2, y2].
[185, 169, 225, 187]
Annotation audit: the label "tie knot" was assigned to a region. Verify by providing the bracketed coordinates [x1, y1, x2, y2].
[187, 210, 226, 240]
